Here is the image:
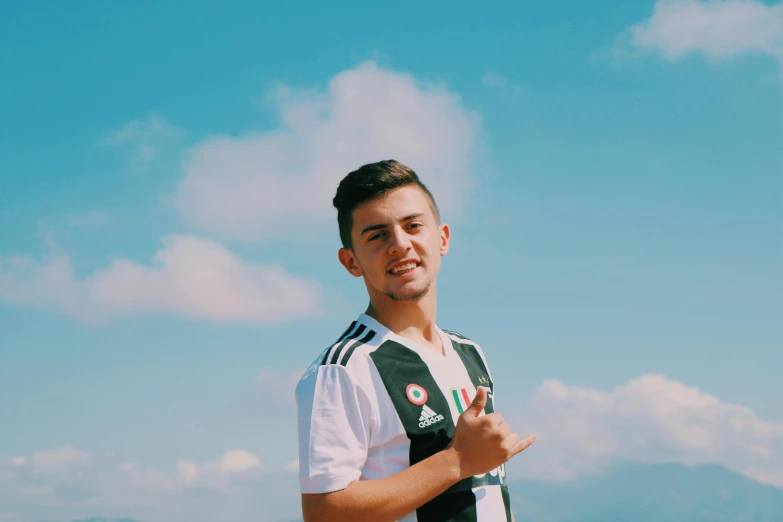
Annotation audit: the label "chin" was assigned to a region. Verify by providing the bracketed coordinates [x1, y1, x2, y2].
[385, 282, 432, 302]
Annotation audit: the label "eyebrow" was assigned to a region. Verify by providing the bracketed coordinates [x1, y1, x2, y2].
[360, 214, 424, 236]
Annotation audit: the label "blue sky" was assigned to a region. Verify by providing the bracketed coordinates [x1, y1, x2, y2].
[1, 1, 782, 520]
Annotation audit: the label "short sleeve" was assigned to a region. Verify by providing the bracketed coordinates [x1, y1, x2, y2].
[295, 364, 374, 494]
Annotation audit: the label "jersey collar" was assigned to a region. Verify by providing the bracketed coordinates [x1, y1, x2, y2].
[356, 313, 454, 360]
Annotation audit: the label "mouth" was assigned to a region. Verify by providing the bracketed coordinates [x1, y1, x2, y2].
[388, 261, 420, 276]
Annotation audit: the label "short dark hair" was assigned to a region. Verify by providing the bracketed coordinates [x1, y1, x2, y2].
[332, 159, 440, 249]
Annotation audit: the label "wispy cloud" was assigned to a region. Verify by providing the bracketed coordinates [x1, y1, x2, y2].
[0, 447, 299, 522]
[281, 459, 299, 473]
[105, 112, 182, 164]
[622, 0, 783, 61]
[510, 374, 783, 488]
[482, 72, 525, 100]
[174, 449, 263, 492]
[174, 61, 481, 241]
[0, 235, 321, 324]
[32, 446, 87, 470]
[64, 210, 112, 230]
[253, 368, 302, 407]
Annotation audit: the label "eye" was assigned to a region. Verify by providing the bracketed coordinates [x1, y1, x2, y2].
[369, 232, 386, 241]
[408, 222, 423, 230]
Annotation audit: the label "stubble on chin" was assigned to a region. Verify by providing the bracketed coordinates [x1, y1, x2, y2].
[385, 280, 432, 302]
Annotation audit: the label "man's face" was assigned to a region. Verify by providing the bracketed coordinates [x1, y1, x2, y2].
[338, 185, 450, 302]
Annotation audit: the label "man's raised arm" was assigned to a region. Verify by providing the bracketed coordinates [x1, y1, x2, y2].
[301, 387, 536, 522]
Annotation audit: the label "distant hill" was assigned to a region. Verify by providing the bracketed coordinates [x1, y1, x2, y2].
[36, 516, 180, 522]
[509, 461, 783, 522]
[51, 519, 142, 522]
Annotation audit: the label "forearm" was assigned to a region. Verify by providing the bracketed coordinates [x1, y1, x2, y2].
[302, 447, 462, 522]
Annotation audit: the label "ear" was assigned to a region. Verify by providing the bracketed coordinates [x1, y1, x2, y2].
[439, 223, 451, 256]
[338, 248, 364, 277]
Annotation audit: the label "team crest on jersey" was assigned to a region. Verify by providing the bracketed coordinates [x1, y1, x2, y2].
[406, 383, 428, 405]
[478, 375, 490, 386]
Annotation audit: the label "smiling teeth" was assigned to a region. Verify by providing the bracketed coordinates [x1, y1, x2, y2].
[391, 263, 417, 274]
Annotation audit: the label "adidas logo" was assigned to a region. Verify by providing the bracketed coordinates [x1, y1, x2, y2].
[418, 405, 445, 428]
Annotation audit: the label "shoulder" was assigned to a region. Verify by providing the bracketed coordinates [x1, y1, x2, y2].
[442, 326, 494, 372]
[296, 320, 388, 416]
[297, 320, 386, 389]
[442, 328, 483, 350]
[321, 321, 384, 368]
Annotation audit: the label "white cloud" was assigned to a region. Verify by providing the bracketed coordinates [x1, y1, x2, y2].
[0, 250, 87, 317]
[174, 60, 481, 241]
[165, 450, 263, 494]
[0, 447, 297, 522]
[281, 459, 299, 473]
[218, 450, 261, 474]
[509, 374, 783, 487]
[0, 235, 321, 324]
[105, 112, 182, 164]
[625, 0, 783, 61]
[176, 460, 198, 484]
[32, 446, 86, 469]
[744, 467, 783, 488]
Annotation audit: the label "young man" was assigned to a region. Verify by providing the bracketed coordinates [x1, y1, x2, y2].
[295, 160, 535, 522]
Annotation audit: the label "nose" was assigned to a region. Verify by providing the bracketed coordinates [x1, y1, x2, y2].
[388, 226, 412, 256]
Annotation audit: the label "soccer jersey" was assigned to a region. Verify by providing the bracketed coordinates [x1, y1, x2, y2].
[295, 313, 511, 522]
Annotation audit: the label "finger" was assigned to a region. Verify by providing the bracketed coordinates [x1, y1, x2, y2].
[511, 433, 537, 456]
[465, 386, 487, 417]
[502, 431, 520, 451]
[484, 412, 505, 426]
[497, 421, 512, 438]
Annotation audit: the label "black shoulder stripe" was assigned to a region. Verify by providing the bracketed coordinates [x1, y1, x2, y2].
[328, 324, 366, 365]
[337, 321, 358, 342]
[339, 330, 376, 366]
[321, 321, 358, 365]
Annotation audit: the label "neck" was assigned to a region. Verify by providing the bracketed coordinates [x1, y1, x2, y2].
[365, 282, 442, 353]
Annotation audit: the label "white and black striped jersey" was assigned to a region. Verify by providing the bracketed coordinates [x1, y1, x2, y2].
[295, 313, 511, 522]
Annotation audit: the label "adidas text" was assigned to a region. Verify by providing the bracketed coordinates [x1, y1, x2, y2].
[418, 405, 444, 428]
[419, 414, 444, 428]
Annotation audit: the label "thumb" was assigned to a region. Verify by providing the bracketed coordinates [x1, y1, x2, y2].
[466, 386, 487, 416]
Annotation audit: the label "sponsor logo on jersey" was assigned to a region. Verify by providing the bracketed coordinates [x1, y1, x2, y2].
[451, 387, 472, 414]
[418, 404, 444, 428]
[474, 463, 506, 483]
[406, 383, 428, 405]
